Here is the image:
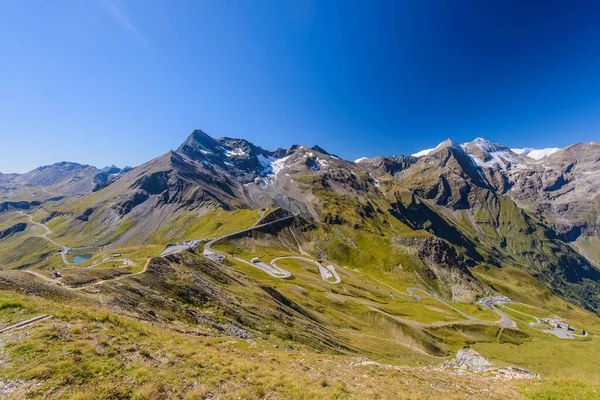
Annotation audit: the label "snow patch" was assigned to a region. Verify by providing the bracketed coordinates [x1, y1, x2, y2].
[270, 156, 290, 176]
[412, 139, 453, 157]
[460, 138, 525, 171]
[412, 148, 434, 157]
[256, 154, 276, 175]
[511, 147, 560, 160]
[225, 148, 246, 157]
[354, 157, 369, 163]
[317, 158, 329, 168]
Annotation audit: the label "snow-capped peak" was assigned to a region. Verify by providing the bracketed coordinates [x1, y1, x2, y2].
[354, 157, 369, 163]
[460, 138, 522, 170]
[470, 137, 509, 153]
[511, 147, 561, 160]
[412, 139, 459, 157]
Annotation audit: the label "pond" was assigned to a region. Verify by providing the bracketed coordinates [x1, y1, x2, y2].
[72, 256, 90, 264]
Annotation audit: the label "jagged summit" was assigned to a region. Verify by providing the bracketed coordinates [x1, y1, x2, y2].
[310, 145, 339, 158]
[466, 138, 511, 153]
[459, 138, 520, 170]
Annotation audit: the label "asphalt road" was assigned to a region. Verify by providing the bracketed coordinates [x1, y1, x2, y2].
[270, 256, 341, 283]
[480, 298, 517, 328]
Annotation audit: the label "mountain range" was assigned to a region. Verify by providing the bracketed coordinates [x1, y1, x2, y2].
[1, 129, 600, 398]
[2, 131, 598, 310]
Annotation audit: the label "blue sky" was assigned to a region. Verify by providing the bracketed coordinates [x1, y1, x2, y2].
[1, 0, 600, 172]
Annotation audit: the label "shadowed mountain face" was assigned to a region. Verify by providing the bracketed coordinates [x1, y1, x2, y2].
[2, 130, 600, 312]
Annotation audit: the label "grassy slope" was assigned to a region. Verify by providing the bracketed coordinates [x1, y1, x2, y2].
[2, 246, 599, 398]
[0, 291, 528, 400]
[216, 232, 600, 384]
[2, 199, 600, 398]
[472, 265, 600, 392]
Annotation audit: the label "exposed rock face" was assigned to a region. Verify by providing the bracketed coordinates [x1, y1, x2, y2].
[176, 130, 279, 182]
[507, 142, 600, 233]
[441, 349, 539, 378]
[496, 366, 540, 379]
[355, 155, 418, 175]
[0, 223, 26, 240]
[92, 165, 129, 192]
[453, 349, 493, 371]
[394, 236, 485, 302]
[0, 201, 34, 213]
[76, 208, 95, 222]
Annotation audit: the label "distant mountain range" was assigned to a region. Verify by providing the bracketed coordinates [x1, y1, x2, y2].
[1, 130, 599, 312]
[409, 141, 561, 160]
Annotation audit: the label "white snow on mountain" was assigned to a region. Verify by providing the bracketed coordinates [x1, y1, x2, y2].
[354, 157, 369, 163]
[511, 147, 561, 160]
[412, 139, 456, 157]
[225, 148, 246, 157]
[460, 138, 523, 170]
[256, 154, 276, 175]
[317, 158, 329, 169]
[412, 148, 434, 157]
[269, 156, 290, 176]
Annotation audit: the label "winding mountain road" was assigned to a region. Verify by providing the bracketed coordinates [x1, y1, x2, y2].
[20, 211, 69, 264]
[193, 212, 517, 327]
[481, 298, 517, 328]
[14, 209, 537, 330]
[271, 256, 341, 283]
[202, 214, 297, 278]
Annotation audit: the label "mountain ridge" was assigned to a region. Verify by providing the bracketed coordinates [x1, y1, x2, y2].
[1, 130, 600, 313]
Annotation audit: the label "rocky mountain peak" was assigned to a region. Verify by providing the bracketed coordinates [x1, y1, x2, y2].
[310, 145, 334, 157]
[468, 138, 510, 153]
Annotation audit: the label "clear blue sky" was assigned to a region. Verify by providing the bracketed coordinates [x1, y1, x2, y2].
[1, 0, 600, 172]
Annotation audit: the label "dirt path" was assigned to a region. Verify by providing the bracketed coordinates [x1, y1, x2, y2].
[23, 257, 152, 291]
[73, 257, 152, 290]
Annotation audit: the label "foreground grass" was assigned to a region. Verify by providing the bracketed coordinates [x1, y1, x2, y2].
[0, 292, 525, 400]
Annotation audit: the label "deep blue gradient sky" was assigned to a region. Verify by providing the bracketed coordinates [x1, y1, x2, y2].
[1, 0, 600, 172]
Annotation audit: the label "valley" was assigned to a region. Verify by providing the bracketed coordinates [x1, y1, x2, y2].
[1, 131, 600, 399]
